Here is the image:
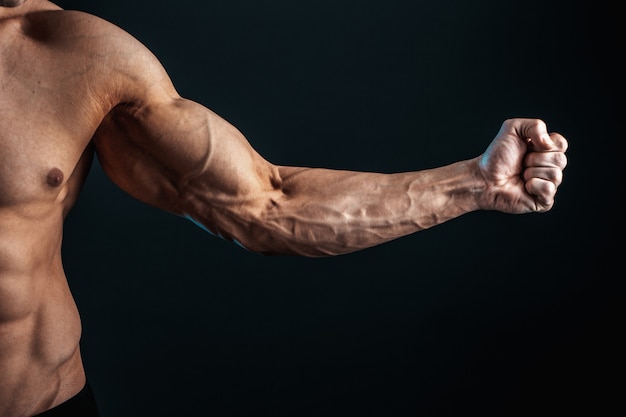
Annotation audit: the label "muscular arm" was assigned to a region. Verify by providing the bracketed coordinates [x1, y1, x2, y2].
[93, 24, 567, 257]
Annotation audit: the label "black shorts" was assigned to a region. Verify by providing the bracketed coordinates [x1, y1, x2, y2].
[33, 382, 100, 417]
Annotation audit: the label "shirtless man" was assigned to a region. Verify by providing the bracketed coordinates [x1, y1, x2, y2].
[0, 1, 568, 416]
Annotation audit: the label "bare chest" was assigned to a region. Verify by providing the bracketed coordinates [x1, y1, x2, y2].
[0, 21, 102, 206]
[0, 123, 73, 206]
[1, 59, 88, 206]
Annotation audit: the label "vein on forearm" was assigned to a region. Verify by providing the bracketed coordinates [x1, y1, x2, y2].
[181, 159, 484, 257]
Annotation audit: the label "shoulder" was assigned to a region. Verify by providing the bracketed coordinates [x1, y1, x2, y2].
[24, 9, 177, 104]
[24, 9, 135, 48]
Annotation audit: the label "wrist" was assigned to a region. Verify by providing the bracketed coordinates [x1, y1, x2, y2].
[442, 157, 487, 214]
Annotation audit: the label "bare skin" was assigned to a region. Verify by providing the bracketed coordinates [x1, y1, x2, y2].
[0, 0, 568, 416]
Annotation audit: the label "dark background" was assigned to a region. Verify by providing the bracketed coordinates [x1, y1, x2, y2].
[56, 0, 622, 416]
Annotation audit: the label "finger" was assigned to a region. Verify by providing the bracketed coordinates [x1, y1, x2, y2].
[523, 166, 563, 186]
[525, 150, 568, 170]
[548, 132, 568, 152]
[524, 177, 556, 211]
[527, 131, 568, 153]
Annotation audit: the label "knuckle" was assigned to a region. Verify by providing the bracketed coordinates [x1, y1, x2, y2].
[502, 118, 515, 130]
[532, 118, 546, 129]
[555, 169, 563, 184]
[553, 152, 567, 168]
[551, 133, 568, 150]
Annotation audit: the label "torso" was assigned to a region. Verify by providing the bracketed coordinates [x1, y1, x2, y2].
[0, 2, 121, 415]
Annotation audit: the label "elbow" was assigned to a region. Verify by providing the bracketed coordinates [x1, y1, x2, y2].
[182, 165, 334, 257]
[239, 203, 343, 258]
[188, 199, 337, 258]
[231, 194, 299, 257]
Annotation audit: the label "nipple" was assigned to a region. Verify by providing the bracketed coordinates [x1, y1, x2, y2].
[46, 168, 64, 187]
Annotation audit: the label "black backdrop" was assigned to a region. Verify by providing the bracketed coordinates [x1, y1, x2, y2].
[55, 1, 622, 416]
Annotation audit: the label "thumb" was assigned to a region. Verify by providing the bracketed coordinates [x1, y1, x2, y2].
[527, 132, 556, 151]
[517, 119, 555, 151]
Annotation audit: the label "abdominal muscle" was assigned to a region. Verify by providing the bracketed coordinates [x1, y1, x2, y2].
[0, 208, 86, 417]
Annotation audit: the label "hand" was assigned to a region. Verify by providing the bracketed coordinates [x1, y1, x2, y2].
[477, 118, 568, 214]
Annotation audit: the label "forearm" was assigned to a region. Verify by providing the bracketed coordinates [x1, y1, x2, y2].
[184, 157, 487, 257]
